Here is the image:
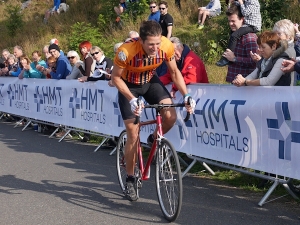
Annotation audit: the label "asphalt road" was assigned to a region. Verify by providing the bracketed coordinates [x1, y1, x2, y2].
[0, 121, 299, 225]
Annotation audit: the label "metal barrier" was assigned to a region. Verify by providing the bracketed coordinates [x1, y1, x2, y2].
[182, 154, 299, 206]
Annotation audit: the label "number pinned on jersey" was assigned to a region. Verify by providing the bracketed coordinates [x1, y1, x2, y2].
[118, 51, 127, 61]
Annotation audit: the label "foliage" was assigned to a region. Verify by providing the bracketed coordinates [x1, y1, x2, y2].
[202, 40, 223, 64]
[260, 0, 295, 29]
[5, 4, 23, 37]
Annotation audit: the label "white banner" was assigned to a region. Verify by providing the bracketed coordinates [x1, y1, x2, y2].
[0, 77, 300, 179]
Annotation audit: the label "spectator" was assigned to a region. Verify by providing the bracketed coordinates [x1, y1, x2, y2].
[45, 44, 71, 79]
[159, 1, 173, 39]
[281, 59, 300, 74]
[148, 1, 160, 23]
[9, 45, 23, 77]
[251, 19, 297, 85]
[79, 46, 113, 82]
[114, 0, 127, 22]
[49, 38, 64, 55]
[28, 51, 47, 78]
[66, 51, 83, 80]
[44, 0, 61, 24]
[0, 49, 10, 76]
[233, 31, 291, 86]
[42, 45, 51, 60]
[216, 0, 261, 67]
[2, 54, 18, 77]
[18, 55, 33, 79]
[128, 31, 139, 39]
[44, 56, 57, 79]
[197, 0, 221, 30]
[159, 37, 209, 98]
[77, 41, 95, 78]
[222, 4, 258, 83]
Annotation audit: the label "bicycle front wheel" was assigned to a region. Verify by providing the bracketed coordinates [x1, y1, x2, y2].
[116, 130, 127, 193]
[155, 138, 183, 222]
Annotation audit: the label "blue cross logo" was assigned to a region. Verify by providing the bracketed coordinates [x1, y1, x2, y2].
[69, 88, 81, 118]
[34, 86, 44, 112]
[7, 84, 15, 107]
[267, 102, 300, 160]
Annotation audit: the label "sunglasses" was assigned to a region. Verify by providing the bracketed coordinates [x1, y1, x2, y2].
[91, 52, 99, 56]
[67, 56, 76, 59]
[159, 7, 166, 10]
[149, 6, 156, 8]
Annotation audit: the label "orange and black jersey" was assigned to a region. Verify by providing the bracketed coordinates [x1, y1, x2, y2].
[114, 36, 175, 85]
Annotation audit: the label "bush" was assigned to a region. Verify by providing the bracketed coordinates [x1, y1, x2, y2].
[5, 4, 23, 37]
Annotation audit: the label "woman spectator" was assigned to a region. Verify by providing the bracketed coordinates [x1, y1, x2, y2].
[18, 55, 32, 79]
[28, 51, 47, 78]
[40, 56, 56, 79]
[78, 46, 113, 82]
[232, 30, 291, 86]
[2, 54, 18, 77]
[77, 41, 95, 78]
[66, 51, 83, 80]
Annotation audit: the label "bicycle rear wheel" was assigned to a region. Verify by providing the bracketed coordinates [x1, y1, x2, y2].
[155, 138, 183, 222]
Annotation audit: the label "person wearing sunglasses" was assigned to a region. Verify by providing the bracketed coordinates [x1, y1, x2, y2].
[148, 0, 160, 23]
[78, 46, 113, 82]
[66, 51, 83, 80]
[158, 1, 173, 39]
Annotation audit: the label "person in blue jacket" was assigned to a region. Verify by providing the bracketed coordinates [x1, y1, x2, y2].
[148, 1, 160, 23]
[44, 44, 71, 79]
[9, 46, 23, 77]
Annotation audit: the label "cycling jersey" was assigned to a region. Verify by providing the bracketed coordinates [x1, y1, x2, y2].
[114, 36, 175, 85]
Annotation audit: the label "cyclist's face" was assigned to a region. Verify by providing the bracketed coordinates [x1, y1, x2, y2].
[141, 35, 162, 57]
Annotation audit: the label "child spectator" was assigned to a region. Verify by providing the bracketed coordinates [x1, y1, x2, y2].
[197, 0, 221, 30]
[216, 0, 261, 67]
[3, 54, 18, 77]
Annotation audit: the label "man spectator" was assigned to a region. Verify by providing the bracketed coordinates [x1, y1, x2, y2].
[159, 1, 173, 39]
[44, 44, 71, 79]
[222, 4, 258, 83]
[9, 46, 23, 77]
[159, 37, 209, 98]
[148, 1, 160, 23]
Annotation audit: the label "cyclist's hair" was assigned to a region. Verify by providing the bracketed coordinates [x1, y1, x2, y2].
[139, 20, 162, 42]
[170, 37, 183, 49]
[226, 3, 243, 19]
[257, 30, 280, 48]
[159, 1, 168, 8]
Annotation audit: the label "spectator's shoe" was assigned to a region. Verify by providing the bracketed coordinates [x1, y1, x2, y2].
[216, 57, 229, 67]
[147, 134, 155, 148]
[115, 16, 121, 23]
[197, 24, 204, 30]
[125, 179, 138, 201]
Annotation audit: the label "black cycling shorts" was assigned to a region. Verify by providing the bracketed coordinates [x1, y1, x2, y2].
[118, 75, 172, 120]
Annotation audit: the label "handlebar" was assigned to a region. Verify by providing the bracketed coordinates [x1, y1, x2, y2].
[133, 97, 192, 124]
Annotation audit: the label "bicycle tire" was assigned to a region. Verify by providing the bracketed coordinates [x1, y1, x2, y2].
[155, 138, 183, 222]
[116, 130, 141, 196]
[116, 130, 128, 193]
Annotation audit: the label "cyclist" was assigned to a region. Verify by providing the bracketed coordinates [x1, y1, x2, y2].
[111, 20, 195, 201]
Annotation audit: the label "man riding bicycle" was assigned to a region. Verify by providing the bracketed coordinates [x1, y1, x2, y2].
[111, 20, 195, 201]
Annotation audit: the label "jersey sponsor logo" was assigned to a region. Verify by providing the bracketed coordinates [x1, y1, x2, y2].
[118, 51, 127, 61]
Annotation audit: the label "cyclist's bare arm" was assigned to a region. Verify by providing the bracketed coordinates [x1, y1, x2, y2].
[165, 59, 188, 97]
[111, 64, 136, 101]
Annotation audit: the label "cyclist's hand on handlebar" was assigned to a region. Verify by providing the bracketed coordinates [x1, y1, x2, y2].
[184, 94, 196, 114]
[129, 97, 144, 116]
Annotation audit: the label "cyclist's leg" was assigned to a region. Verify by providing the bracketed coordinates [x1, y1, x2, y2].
[143, 76, 176, 136]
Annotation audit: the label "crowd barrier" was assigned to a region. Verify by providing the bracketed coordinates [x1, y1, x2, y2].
[1, 77, 300, 205]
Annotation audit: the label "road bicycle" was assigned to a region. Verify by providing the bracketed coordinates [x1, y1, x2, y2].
[116, 100, 190, 222]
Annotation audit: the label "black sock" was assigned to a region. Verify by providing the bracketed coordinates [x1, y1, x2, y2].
[126, 175, 135, 182]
